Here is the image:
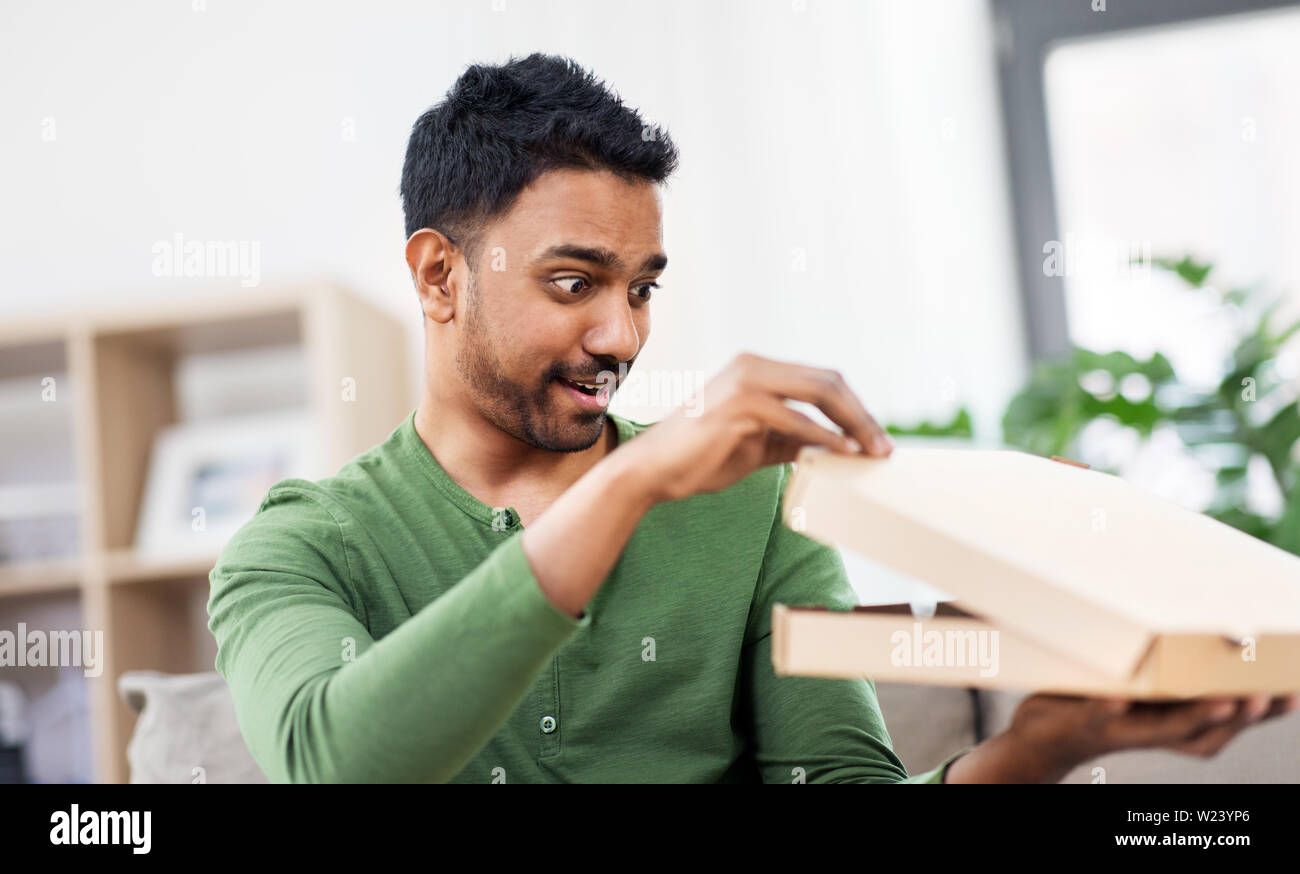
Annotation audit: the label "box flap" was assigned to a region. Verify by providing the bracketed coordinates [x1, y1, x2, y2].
[783, 446, 1300, 678]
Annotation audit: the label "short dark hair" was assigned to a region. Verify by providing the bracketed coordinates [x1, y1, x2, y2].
[400, 53, 679, 265]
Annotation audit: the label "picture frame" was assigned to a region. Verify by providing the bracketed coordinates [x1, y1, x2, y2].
[134, 410, 322, 558]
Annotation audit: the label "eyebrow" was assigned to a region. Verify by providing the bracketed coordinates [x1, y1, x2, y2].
[537, 243, 667, 274]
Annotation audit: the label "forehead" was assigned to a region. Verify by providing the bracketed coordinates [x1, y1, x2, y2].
[488, 168, 664, 262]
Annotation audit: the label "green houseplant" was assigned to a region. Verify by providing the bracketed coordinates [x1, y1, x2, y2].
[889, 256, 1300, 555]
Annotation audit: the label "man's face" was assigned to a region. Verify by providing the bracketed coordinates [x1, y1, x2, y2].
[451, 167, 666, 452]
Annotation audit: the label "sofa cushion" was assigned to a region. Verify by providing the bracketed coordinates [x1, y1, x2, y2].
[118, 670, 268, 784]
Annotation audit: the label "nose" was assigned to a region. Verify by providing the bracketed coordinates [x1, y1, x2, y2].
[584, 292, 642, 367]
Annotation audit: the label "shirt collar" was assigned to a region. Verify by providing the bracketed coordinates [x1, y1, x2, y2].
[399, 408, 636, 527]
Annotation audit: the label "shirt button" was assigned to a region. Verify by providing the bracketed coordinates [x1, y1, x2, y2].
[540, 715, 557, 734]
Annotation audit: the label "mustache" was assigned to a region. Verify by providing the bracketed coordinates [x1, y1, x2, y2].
[551, 361, 632, 385]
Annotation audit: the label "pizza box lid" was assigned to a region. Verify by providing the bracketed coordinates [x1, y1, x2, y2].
[781, 445, 1300, 680]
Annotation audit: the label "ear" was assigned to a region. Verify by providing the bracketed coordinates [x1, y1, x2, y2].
[406, 228, 461, 325]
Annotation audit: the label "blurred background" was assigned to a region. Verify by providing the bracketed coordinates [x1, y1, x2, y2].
[2, 0, 1299, 783]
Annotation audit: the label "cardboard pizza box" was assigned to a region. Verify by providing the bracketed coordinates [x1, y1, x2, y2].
[771, 446, 1300, 698]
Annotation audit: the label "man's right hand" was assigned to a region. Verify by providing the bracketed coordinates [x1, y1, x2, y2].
[615, 352, 895, 505]
[522, 352, 892, 618]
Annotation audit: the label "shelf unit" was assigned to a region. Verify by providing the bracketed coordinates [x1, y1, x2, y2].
[0, 284, 412, 783]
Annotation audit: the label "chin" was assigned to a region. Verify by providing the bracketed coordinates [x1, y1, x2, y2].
[536, 412, 606, 453]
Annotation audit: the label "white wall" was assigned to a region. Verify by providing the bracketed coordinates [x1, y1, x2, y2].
[0, 0, 1025, 434]
[1, 0, 1024, 615]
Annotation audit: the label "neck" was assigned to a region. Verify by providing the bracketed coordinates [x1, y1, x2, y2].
[413, 379, 616, 502]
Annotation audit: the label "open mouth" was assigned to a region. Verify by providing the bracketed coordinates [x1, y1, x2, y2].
[556, 376, 605, 396]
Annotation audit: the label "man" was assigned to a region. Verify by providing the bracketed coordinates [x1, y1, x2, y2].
[208, 53, 1297, 784]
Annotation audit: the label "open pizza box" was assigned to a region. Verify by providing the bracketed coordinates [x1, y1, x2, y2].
[771, 446, 1300, 698]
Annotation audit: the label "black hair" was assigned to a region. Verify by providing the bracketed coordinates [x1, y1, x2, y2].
[400, 53, 679, 266]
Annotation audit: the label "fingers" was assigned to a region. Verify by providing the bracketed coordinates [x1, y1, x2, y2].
[762, 430, 809, 467]
[744, 394, 857, 456]
[1162, 694, 1291, 758]
[1267, 692, 1300, 718]
[1011, 692, 1300, 772]
[1244, 693, 1273, 720]
[1100, 693, 1297, 757]
[729, 354, 893, 457]
[1162, 701, 1253, 757]
[1240, 693, 1296, 726]
[1098, 697, 1131, 716]
[1098, 697, 1239, 749]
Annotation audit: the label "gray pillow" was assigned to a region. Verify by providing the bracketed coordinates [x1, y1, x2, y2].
[118, 670, 268, 784]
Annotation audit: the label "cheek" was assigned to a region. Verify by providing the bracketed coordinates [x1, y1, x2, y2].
[472, 285, 533, 342]
[487, 300, 577, 371]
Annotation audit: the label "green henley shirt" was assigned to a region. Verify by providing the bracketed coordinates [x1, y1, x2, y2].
[207, 409, 970, 783]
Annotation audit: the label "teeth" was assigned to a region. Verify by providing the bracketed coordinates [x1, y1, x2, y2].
[559, 377, 598, 395]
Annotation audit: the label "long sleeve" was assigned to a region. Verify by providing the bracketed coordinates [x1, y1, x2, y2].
[741, 463, 971, 784]
[207, 484, 588, 784]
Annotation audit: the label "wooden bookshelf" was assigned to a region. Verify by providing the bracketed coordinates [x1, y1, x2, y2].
[0, 284, 412, 783]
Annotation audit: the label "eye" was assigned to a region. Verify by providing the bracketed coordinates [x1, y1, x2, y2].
[632, 282, 659, 302]
[552, 276, 590, 295]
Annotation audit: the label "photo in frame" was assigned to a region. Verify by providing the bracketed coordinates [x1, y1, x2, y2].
[134, 410, 322, 558]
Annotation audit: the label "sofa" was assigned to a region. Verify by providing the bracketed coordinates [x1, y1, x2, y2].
[118, 670, 1299, 783]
